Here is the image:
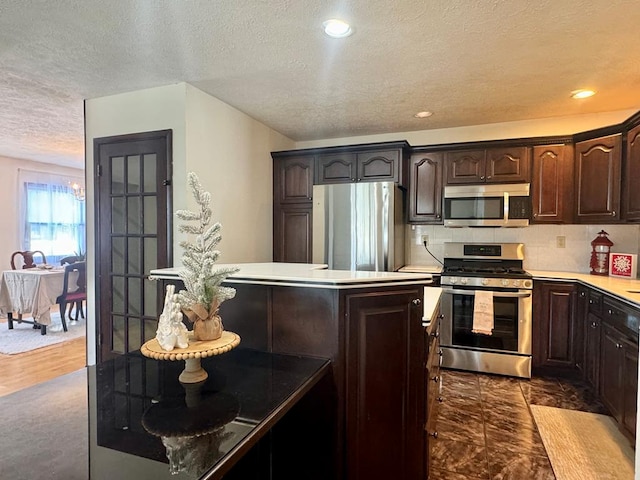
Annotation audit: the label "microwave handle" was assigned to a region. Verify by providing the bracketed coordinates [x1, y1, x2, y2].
[503, 191, 509, 223]
[443, 288, 532, 299]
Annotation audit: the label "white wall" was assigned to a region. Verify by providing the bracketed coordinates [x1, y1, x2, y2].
[295, 109, 638, 149]
[182, 84, 293, 264]
[0, 155, 83, 268]
[84, 83, 295, 364]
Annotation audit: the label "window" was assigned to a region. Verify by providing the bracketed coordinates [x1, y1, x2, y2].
[19, 171, 85, 266]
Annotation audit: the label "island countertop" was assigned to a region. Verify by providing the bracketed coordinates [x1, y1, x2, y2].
[150, 262, 435, 288]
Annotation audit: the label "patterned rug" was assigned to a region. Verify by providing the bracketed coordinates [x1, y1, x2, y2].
[0, 312, 85, 354]
[531, 405, 635, 480]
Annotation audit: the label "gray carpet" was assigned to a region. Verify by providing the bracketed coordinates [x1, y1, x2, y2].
[0, 369, 88, 479]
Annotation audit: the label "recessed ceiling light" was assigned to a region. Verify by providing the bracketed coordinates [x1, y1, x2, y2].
[571, 89, 596, 99]
[323, 19, 352, 38]
[414, 111, 433, 118]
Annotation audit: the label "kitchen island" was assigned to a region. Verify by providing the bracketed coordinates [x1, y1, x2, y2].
[151, 263, 442, 479]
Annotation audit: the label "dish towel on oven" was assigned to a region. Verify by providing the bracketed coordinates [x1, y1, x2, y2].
[472, 290, 494, 335]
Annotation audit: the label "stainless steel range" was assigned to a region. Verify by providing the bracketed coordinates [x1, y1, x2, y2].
[440, 242, 533, 378]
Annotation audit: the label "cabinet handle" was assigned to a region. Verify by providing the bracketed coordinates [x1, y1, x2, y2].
[438, 314, 444, 320]
[412, 298, 422, 306]
[613, 210, 616, 216]
[591, 321, 598, 328]
[589, 299, 594, 304]
[428, 431, 438, 438]
[480, 175, 485, 180]
[436, 214, 441, 218]
[487, 175, 492, 179]
[351, 178, 355, 182]
[617, 343, 623, 349]
[439, 349, 443, 356]
[437, 396, 444, 403]
[432, 375, 440, 383]
[430, 331, 440, 338]
[580, 292, 586, 297]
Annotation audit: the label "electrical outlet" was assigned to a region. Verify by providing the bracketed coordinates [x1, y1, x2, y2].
[556, 236, 566, 248]
[421, 235, 429, 246]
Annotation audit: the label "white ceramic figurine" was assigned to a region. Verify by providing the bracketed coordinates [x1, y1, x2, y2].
[156, 284, 189, 351]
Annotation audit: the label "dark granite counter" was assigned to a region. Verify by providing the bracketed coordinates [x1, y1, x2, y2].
[89, 349, 333, 479]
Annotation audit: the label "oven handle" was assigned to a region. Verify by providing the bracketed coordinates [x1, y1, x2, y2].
[442, 288, 532, 299]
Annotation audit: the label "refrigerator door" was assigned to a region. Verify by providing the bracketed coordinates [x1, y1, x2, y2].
[312, 182, 404, 271]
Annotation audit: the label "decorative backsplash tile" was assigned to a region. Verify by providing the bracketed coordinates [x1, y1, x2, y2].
[407, 224, 640, 275]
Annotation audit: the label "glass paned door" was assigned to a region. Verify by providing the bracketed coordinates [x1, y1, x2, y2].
[96, 131, 172, 362]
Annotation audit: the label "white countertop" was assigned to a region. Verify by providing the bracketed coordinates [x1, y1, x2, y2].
[423, 287, 442, 323]
[150, 263, 434, 288]
[530, 270, 640, 307]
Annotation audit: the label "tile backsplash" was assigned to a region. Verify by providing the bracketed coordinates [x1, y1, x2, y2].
[407, 224, 640, 275]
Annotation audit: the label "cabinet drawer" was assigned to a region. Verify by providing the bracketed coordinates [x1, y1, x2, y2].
[603, 297, 640, 342]
[588, 291, 603, 315]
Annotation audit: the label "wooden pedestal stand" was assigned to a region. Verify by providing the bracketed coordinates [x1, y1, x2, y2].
[141, 331, 241, 383]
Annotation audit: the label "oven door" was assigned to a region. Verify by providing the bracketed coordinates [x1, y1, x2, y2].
[441, 287, 532, 355]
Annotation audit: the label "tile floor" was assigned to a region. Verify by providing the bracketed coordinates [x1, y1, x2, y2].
[430, 368, 613, 479]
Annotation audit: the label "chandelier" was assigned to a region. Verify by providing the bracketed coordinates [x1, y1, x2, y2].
[70, 181, 85, 201]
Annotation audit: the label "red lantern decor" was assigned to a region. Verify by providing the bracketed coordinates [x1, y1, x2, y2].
[590, 230, 614, 275]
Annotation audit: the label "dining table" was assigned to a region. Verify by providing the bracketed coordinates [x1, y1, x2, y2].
[0, 266, 72, 335]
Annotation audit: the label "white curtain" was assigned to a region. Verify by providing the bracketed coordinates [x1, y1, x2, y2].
[18, 169, 85, 265]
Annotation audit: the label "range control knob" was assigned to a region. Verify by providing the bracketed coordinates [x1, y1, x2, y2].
[523, 280, 533, 288]
[448, 277, 457, 284]
[513, 279, 521, 287]
[481, 278, 489, 286]
[460, 277, 468, 285]
[501, 279, 509, 287]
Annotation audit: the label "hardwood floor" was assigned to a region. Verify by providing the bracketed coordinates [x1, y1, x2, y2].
[0, 311, 87, 397]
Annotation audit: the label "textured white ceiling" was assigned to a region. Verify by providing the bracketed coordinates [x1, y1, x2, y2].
[1, 0, 640, 168]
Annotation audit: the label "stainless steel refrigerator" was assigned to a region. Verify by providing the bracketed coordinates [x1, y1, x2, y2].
[312, 181, 405, 271]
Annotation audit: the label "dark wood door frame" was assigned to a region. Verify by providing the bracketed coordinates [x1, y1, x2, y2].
[94, 129, 173, 363]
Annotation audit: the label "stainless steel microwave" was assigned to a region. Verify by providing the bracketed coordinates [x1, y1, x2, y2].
[443, 183, 530, 227]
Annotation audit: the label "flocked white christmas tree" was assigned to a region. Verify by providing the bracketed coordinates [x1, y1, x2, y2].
[175, 172, 238, 339]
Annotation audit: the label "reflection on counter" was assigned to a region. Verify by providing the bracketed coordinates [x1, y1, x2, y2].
[90, 349, 333, 479]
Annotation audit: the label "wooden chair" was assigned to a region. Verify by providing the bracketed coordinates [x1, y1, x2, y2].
[56, 262, 87, 331]
[10, 250, 47, 270]
[59, 255, 85, 319]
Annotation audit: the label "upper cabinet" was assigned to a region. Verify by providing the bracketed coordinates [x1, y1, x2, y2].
[531, 144, 574, 223]
[575, 134, 622, 223]
[444, 146, 530, 185]
[408, 152, 443, 224]
[623, 123, 640, 222]
[273, 155, 314, 204]
[316, 148, 407, 186]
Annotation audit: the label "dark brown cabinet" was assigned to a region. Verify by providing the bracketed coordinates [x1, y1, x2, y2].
[316, 148, 405, 185]
[345, 288, 426, 480]
[425, 312, 442, 476]
[273, 204, 312, 263]
[584, 293, 603, 392]
[600, 322, 638, 438]
[575, 134, 622, 223]
[444, 146, 530, 185]
[408, 151, 443, 223]
[531, 144, 574, 223]
[573, 285, 588, 372]
[532, 281, 577, 371]
[623, 123, 640, 221]
[272, 154, 314, 263]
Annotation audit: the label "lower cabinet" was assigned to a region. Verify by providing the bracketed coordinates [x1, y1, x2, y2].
[345, 288, 426, 480]
[532, 281, 577, 371]
[533, 280, 638, 441]
[425, 312, 442, 477]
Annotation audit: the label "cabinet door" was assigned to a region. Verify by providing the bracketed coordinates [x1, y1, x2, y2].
[533, 282, 576, 369]
[444, 150, 486, 184]
[356, 150, 400, 183]
[346, 289, 425, 480]
[600, 323, 624, 423]
[273, 204, 312, 263]
[623, 123, 640, 221]
[531, 145, 574, 223]
[274, 155, 314, 204]
[575, 134, 622, 223]
[584, 312, 602, 392]
[316, 153, 357, 184]
[622, 336, 638, 437]
[408, 152, 443, 223]
[485, 147, 530, 183]
[573, 286, 588, 372]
